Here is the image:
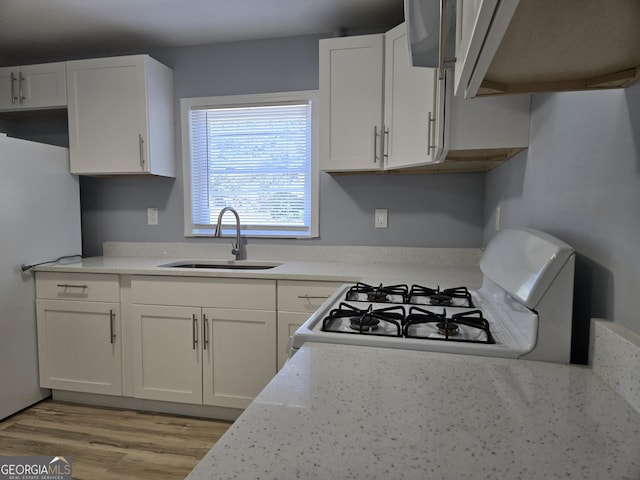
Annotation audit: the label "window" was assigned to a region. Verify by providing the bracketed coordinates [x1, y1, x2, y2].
[181, 91, 319, 238]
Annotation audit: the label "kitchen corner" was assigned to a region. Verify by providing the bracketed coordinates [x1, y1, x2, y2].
[186, 320, 640, 480]
[32, 241, 640, 479]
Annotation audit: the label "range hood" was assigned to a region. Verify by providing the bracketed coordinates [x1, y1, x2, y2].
[404, 0, 456, 69]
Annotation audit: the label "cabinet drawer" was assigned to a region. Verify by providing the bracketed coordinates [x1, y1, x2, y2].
[36, 272, 120, 302]
[277, 280, 343, 313]
[131, 276, 276, 310]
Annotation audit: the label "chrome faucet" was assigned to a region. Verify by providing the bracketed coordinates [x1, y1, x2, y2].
[214, 206, 244, 260]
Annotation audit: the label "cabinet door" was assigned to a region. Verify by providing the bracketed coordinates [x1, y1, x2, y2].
[384, 24, 440, 169]
[131, 305, 203, 404]
[276, 312, 309, 370]
[36, 299, 122, 395]
[67, 56, 150, 175]
[319, 34, 384, 172]
[203, 308, 277, 409]
[454, 0, 499, 98]
[19, 63, 67, 110]
[0, 63, 66, 111]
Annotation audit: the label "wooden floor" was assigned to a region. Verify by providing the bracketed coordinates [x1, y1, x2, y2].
[0, 400, 232, 480]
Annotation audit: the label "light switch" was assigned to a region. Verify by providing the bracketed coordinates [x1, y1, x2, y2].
[147, 208, 159, 225]
[375, 208, 388, 228]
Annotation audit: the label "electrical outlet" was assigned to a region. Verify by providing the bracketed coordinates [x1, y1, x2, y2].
[375, 208, 388, 229]
[147, 207, 159, 225]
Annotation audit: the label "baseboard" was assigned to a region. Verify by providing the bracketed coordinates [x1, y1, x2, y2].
[51, 390, 243, 421]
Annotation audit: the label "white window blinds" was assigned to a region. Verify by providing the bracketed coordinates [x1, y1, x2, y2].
[186, 94, 316, 237]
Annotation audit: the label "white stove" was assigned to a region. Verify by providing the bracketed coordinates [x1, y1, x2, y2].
[288, 228, 576, 363]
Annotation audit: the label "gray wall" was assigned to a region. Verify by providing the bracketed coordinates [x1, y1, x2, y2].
[78, 35, 486, 256]
[6, 32, 638, 366]
[484, 81, 640, 363]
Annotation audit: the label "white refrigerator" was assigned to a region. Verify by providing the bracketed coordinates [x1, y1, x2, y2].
[0, 133, 81, 420]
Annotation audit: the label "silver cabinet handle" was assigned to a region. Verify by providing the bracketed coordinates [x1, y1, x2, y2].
[56, 283, 88, 289]
[192, 314, 198, 350]
[383, 127, 390, 161]
[297, 295, 330, 300]
[427, 112, 436, 155]
[202, 313, 209, 350]
[19, 72, 25, 104]
[373, 126, 379, 163]
[10, 72, 17, 104]
[138, 134, 145, 169]
[109, 310, 116, 344]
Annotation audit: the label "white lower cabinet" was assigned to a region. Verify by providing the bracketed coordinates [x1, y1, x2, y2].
[130, 276, 277, 409]
[131, 304, 202, 404]
[276, 280, 343, 369]
[35, 273, 340, 411]
[203, 307, 276, 408]
[35, 273, 122, 395]
[36, 300, 122, 395]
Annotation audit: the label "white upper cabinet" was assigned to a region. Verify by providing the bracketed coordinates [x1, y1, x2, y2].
[441, 69, 530, 170]
[384, 23, 442, 169]
[66, 55, 176, 177]
[455, 0, 640, 98]
[322, 24, 530, 172]
[319, 34, 385, 172]
[0, 62, 67, 111]
[386, 24, 530, 171]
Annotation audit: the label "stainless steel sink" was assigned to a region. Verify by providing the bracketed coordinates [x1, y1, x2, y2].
[158, 260, 281, 270]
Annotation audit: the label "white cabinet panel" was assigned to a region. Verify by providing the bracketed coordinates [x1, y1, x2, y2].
[277, 280, 342, 313]
[36, 272, 120, 302]
[0, 62, 66, 111]
[384, 23, 442, 169]
[36, 299, 122, 395]
[66, 55, 175, 176]
[131, 305, 202, 404]
[131, 276, 275, 310]
[203, 308, 276, 409]
[319, 34, 384, 172]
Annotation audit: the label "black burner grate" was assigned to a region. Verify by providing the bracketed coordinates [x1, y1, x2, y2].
[322, 303, 405, 336]
[409, 285, 475, 308]
[403, 307, 495, 344]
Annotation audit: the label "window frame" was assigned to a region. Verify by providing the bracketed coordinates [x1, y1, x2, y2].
[180, 90, 320, 239]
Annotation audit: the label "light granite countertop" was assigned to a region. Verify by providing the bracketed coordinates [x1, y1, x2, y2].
[187, 342, 640, 480]
[34, 244, 484, 287]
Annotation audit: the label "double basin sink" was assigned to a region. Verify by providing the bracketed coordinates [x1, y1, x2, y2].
[159, 260, 281, 271]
